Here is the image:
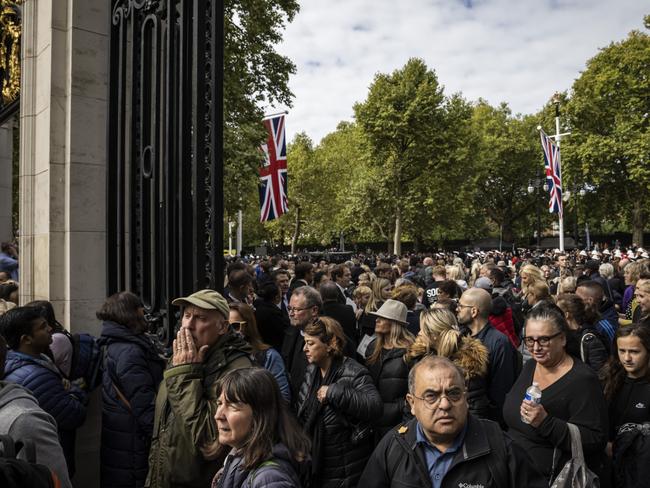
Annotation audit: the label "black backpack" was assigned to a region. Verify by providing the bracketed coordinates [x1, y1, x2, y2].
[0, 435, 58, 488]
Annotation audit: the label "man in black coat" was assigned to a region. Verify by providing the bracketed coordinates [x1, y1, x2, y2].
[319, 281, 358, 344]
[456, 288, 518, 425]
[282, 286, 323, 399]
[359, 356, 543, 488]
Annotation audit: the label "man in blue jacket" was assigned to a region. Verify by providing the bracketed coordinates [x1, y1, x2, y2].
[0, 306, 87, 478]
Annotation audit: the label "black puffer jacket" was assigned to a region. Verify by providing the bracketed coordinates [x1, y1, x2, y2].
[98, 321, 166, 488]
[365, 342, 411, 438]
[297, 357, 382, 488]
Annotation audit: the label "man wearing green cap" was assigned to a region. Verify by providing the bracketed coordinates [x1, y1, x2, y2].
[145, 289, 252, 488]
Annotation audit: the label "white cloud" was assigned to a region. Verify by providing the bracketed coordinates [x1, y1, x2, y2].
[273, 0, 647, 143]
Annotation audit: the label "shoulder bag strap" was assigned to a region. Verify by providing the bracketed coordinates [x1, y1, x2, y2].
[102, 344, 133, 412]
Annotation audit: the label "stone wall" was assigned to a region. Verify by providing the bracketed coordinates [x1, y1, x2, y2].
[19, 0, 108, 335]
[0, 122, 13, 243]
[19, 1, 110, 485]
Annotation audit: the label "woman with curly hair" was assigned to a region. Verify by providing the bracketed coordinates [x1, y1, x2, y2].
[404, 308, 490, 418]
[601, 324, 650, 487]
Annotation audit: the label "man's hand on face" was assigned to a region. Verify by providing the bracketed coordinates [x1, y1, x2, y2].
[172, 328, 209, 366]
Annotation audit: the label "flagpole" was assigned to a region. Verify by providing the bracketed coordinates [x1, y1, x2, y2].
[554, 96, 564, 253]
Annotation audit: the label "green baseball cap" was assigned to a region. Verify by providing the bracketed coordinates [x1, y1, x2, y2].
[172, 289, 229, 319]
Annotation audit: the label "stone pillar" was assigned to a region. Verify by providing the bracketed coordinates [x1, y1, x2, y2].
[19, 2, 109, 484]
[19, 0, 108, 334]
[0, 122, 13, 243]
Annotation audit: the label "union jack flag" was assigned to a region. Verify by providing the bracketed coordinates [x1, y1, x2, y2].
[540, 129, 563, 217]
[259, 115, 288, 222]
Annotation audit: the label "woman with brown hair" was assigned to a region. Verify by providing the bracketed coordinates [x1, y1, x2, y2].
[556, 293, 608, 372]
[364, 299, 415, 438]
[601, 324, 650, 487]
[228, 303, 290, 402]
[296, 317, 381, 488]
[208, 368, 310, 488]
[404, 307, 490, 418]
[97, 291, 166, 488]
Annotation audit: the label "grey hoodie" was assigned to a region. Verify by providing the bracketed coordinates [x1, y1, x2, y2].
[0, 381, 72, 488]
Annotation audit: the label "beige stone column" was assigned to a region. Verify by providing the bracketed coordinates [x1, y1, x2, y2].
[0, 122, 13, 243]
[19, 0, 109, 334]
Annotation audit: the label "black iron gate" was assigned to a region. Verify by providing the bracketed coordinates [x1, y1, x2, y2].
[107, 0, 224, 347]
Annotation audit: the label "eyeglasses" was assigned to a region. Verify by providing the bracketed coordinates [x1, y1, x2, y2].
[523, 332, 562, 348]
[456, 303, 473, 310]
[411, 387, 465, 409]
[287, 306, 310, 313]
[229, 321, 246, 332]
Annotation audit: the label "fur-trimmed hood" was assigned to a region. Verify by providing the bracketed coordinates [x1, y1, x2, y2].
[452, 336, 489, 380]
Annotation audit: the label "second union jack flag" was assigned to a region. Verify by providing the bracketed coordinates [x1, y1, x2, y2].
[540, 129, 563, 218]
[259, 115, 288, 222]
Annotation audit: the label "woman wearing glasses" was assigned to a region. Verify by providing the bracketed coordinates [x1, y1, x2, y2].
[502, 301, 608, 483]
[228, 303, 291, 402]
[296, 316, 382, 488]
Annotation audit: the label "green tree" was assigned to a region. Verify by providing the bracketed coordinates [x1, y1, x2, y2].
[354, 58, 447, 254]
[223, 0, 299, 219]
[564, 23, 650, 245]
[468, 101, 545, 244]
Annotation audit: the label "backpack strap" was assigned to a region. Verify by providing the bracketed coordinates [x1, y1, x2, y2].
[246, 460, 281, 487]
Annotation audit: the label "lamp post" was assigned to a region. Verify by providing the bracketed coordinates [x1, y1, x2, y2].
[528, 169, 549, 249]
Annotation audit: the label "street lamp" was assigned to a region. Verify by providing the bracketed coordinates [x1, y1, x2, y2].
[528, 171, 549, 249]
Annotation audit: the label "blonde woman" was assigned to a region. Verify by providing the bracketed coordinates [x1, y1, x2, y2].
[519, 264, 545, 297]
[364, 299, 415, 438]
[405, 308, 490, 418]
[447, 263, 468, 290]
[358, 278, 391, 338]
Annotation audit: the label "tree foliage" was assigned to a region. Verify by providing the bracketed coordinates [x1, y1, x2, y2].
[564, 26, 650, 244]
[223, 0, 299, 216]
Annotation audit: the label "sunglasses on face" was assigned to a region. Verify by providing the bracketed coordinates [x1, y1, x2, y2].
[229, 321, 246, 332]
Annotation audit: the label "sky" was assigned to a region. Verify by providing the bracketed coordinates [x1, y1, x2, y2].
[275, 0, 648, 144]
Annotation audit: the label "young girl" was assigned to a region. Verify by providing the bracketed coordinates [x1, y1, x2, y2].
[602, 324, 650, 487]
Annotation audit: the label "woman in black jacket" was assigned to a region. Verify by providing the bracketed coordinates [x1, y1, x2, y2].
[297, 317, 382, 488]
[364, 299, 414, 439]
[556, 293, 608, 372]
[97, 292, 166, 488]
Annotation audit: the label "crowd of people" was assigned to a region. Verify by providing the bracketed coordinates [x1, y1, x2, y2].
[1, 243, 650, 487]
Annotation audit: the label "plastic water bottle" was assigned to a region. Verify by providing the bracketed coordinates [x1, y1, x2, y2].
[521, 382, 542, 424]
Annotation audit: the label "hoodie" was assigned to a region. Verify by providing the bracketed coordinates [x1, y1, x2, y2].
[0, 381, 72, 488]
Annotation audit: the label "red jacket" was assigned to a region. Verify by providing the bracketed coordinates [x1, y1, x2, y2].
[489, 307, 519, 348]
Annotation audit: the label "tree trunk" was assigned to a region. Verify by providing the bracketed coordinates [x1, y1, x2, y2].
[393, 206, 402, 256]
[291, 206, 301, 254]
[632, 199, 645, 247]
